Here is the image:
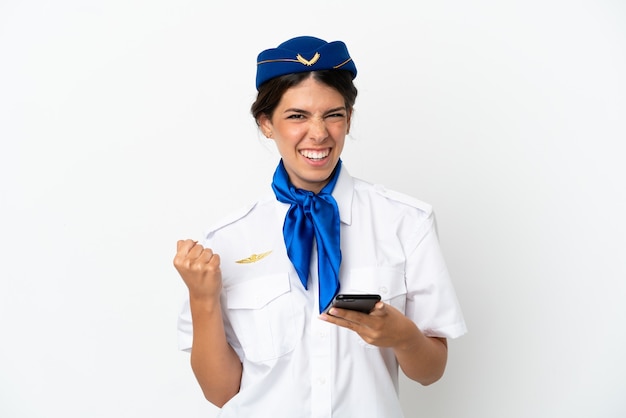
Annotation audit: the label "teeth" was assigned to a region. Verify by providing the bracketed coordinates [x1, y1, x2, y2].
[300, 149, 329, 159]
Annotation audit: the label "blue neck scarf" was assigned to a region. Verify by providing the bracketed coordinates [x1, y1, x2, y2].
[271, 159, 342, 313]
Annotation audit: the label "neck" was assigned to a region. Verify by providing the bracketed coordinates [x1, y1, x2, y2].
[289, 161, 342, 195]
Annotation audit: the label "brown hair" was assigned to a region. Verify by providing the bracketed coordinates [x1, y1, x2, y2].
[251, 70, 358, 126]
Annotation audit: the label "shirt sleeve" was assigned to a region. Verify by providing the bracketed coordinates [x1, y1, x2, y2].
[177, 298, 193, 352]
[176, 294, 245, 361]
[404, 211, 467, 339]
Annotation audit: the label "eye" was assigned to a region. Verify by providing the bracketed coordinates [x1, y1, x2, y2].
[286, 113, 305, 120]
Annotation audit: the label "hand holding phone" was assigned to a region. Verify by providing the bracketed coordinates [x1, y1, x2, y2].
[325, 294, 381, 314]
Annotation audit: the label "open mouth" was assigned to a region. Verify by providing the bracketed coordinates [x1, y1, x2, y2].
[300, 149, 330, 161]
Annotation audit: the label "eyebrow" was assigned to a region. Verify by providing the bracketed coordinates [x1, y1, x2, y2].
[283, 106, 347, 116]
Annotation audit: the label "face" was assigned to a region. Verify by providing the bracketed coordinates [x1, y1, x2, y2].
[259, 76, 351, 194]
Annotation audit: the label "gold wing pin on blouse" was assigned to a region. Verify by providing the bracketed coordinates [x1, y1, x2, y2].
[235, 251, 273, 264]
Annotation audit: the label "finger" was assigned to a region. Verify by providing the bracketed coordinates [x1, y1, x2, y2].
[187, 242, 205, 259]
[195, 252, 222, 278]
[207, 253, 221, 267]
[176, 239, 197, 254]
[368, 302, 386, 317]
[324, 308, 369, 329]
[319, 311, 359, 330]
[198, 247, 215, 263]
[174, 239, 197, 268]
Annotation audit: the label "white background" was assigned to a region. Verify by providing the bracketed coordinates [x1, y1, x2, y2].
[1, 1, 625, 417]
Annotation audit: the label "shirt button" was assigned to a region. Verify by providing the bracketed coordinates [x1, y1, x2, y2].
[379, 286, 388, 295]
[317, 378, 326, 385]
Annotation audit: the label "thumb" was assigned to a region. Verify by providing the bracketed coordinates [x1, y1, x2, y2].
[369, 301, 386, 316]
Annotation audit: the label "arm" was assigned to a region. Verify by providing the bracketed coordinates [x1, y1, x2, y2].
[320, 303, 448, 385]
[174, 239, 243, 407]
[386, 307, 448, 385]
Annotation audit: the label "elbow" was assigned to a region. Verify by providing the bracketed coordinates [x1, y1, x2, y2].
[400, 354, 447, 387]
[403, 366, 446, 387]
[203, 392, 235, 409]
[191, 365, 241, 408]
[417, 372, 444, 386]
[196, 378, 240, 408]
[201, 383, 240, 408]
[417, 360, 447, 386]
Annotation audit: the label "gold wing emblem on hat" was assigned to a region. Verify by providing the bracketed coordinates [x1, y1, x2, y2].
[296, 52, 320, 66]
[235, 251, 273, 264]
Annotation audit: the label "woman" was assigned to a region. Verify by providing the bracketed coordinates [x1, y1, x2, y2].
[174, 35, 466, 417]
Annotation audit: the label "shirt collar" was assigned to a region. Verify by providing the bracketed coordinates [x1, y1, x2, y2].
[332, 164, 354, 226]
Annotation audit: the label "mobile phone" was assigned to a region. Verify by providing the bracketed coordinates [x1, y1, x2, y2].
[326, 294, 381, 314]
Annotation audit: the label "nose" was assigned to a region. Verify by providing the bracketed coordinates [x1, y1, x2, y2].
[309, 116, 328, 142]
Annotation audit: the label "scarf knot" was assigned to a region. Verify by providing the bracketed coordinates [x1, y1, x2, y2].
[271, 160, 342, 313]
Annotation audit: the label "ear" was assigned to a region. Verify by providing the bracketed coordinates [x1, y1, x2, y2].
[258, 114, 274, 138]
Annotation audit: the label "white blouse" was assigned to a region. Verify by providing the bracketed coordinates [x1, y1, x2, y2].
[178, 166, 467, 418]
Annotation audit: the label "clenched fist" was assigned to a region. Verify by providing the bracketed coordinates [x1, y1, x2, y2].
[173, 239, 222, 301]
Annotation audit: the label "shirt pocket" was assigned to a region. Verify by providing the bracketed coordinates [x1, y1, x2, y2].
[225, 273, 304, 363]
[342, 267, 408, 349]
[343, 266, 407, 312]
